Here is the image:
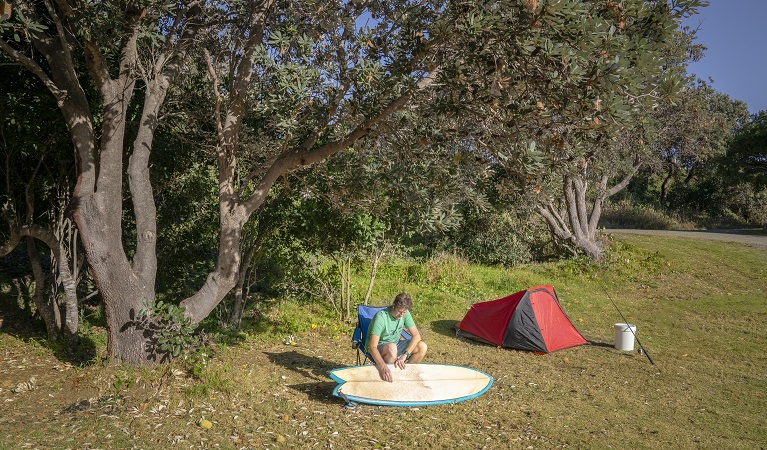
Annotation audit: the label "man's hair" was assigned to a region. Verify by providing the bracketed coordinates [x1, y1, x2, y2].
[392, 293, 412, 310]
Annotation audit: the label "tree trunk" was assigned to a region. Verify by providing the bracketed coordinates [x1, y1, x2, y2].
[26, 237, 61, 341]
[28, 224, 81, 343]
[1, 215, 81, 341]
[536, 157, 642, 261]
[660, 164, 675, 207]
[179, 207, 247, 324]
[229, 244, 260, 330]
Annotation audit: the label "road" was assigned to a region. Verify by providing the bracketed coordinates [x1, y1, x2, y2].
[606, 229, 767, 249]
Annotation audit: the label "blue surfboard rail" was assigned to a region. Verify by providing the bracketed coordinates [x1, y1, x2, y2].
[329, 363, 493, 407]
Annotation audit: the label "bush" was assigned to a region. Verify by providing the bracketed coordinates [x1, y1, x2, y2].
[718, 184, 767, 228]
[425, 252, 470, 286]
[600, 200, 685, 230]
[429, 210, 539, 266]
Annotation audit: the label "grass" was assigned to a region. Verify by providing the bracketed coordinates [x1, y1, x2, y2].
[0, 233, 765, 449]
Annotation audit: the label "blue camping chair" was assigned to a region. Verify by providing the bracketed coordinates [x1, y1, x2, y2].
[352, 305, 411, 365]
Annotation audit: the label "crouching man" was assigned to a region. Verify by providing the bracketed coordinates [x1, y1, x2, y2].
[366, 293, 428, 382]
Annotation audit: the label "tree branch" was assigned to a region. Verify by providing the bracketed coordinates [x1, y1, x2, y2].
[605, 155, 642, 197]
[0, 40, 67, 104]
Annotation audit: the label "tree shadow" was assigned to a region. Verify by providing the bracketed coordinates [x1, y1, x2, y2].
[0, 289, 48, 341]
[0, 286, 99, 366]
[264, 350, 346, 404]
[430, 319, 460, 338]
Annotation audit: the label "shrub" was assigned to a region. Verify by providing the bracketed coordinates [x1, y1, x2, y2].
[425, 252, 470, 286]
[599, 200, 679, 230]
[430, 210, 539, 266]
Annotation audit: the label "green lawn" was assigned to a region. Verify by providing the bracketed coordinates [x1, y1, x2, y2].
[0, 233, 765, 449]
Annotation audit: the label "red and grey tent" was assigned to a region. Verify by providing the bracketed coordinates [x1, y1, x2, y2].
[456, 285, 588, 353]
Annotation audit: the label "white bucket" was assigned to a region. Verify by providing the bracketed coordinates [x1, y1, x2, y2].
[614, 323, 636, 351]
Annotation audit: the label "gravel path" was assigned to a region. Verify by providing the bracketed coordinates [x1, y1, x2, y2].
[606, 228, 767, 249]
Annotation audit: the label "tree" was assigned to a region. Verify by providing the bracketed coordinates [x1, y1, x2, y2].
[723, 111, 767, 190]
[646, 82, 749, 208]
[718, 111, 767, 228]
[0, 63, 81, 343]
[532, 126, 646, 259]
[433, 0, 707, 259]
[0, 0, 705, 362]
[0, 0, 447, 363]
[2, 0, 209, 363]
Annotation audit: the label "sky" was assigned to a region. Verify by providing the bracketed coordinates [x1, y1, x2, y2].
[681, 1, 767, 114]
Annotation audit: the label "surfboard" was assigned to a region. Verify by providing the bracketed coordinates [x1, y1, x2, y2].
[329, 363, 493, 407]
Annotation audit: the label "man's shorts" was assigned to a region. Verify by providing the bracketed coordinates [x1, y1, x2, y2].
[377, 338, 411, 359]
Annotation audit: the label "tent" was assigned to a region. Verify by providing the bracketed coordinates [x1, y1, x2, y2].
[456, 285, 588, 353]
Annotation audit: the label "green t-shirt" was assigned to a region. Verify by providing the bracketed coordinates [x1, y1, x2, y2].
[367, 308, 415, 351]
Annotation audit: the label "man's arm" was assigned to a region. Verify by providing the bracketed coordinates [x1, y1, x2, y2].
[401, 326, 421, 361]
[367, 334, 393, 382]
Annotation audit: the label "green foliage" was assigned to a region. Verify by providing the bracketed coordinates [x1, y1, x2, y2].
[153, 157, 219, 297]
[432, 209, 544, 266]
[614, 85, 758, 229]
[183, 346, 212, 380]
[599, 199, 678, 230]
[718, 183, 767, 228]
[424, 252, 470, 288]
[375, 258, 427, 285]
[74, 319, 107, 364]
[729, 111, 767, 177]
[273, 302, 317, 335]
[431, 0, 707, 258]
[543, 236, 672, 286]
[242, 296, 340, 339]
[112, 371, 135, 397]
[0, 5, 48, 39]
[719, 111, 767, 220]
[183, 363, 233, 398]
[137, 300, 200, 360]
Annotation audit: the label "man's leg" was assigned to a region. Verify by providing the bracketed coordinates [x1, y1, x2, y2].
[407, 340, 428, 363]
[377, 342, 399, 363]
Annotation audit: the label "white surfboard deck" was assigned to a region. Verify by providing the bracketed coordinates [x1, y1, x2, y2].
[330, 363, 493, 406]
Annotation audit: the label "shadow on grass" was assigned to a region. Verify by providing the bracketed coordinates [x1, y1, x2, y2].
[0, 286, 100, 366]
[265, 350, 344, 404]
[429, 319, 460, 338]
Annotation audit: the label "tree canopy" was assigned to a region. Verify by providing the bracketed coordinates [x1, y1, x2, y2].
[1, 0, 713, 363]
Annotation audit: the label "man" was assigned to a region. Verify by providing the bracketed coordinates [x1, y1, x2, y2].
[366, 293, 428, 382]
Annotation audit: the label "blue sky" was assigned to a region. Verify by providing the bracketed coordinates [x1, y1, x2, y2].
[682, 1, 767, 114]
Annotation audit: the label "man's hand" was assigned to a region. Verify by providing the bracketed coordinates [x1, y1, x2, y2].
[394, 354, 406, 370]
[377, 363, 393, 382]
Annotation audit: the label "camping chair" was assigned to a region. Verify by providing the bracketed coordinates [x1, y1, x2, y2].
[351, 305, 411, 365]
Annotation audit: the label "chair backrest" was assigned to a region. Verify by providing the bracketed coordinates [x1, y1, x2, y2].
[352, 305, 411, 353]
